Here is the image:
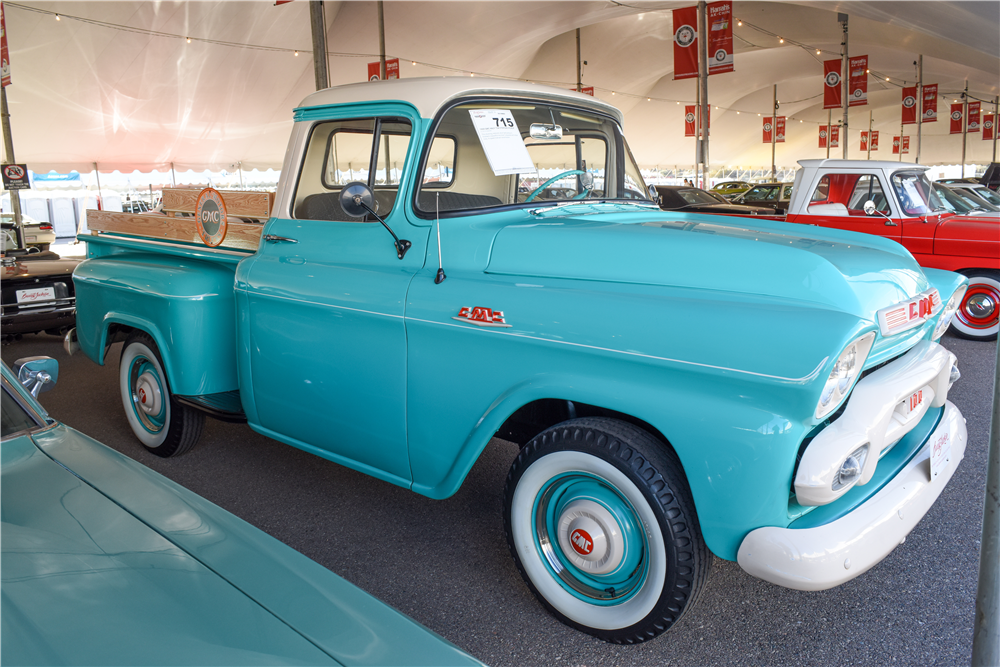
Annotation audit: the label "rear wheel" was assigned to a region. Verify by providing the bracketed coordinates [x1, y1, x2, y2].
[952, 271, 999, 341]
[503, 418, 710, 644]
[119, 332, 204, 457]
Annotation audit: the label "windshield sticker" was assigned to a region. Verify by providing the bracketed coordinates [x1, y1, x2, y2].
[468, 109, 536, 176]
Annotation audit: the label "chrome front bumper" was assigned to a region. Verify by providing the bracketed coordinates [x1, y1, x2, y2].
[736, 400, 967, 591]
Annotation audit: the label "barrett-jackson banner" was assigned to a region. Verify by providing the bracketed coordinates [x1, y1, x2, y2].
[673, 3, 734, 80]
[968, 101, 981, 132]
[860, 131, 868, 151]
[707, 2, 734, 75]
[1, 3, 10, 87]
[672, 6, 699, 80]
[892, 136, 901, 154]
[823, 60, 842, 109]
[763, 118, 773, 143]
[950, 103, 964, 134]
[819, 125, 829, 148]
[831, 125, 840, 147]
[922, 84, 938, 122]
[848, 55, 868, 107]
[684, 105, 710, 136]
[870, 130, 879, 150]
[985, 114, 996, 141]
[901, 136, 910, 153]
[901, 87, 918, 125]
[776, 116, 785, 143]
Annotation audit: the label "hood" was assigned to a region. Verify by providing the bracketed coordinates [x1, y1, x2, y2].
[487, 205, 927, 322]
[664, 203, 775, 215]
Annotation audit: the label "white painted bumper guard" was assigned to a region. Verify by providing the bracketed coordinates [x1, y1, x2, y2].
[737, 341, 968, 591]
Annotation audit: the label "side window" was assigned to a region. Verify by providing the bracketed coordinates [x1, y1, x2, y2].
[810, 176, 830, 202]
[295, 118, 412, 221]
[422, 136, 457, 187]
[847, 175, 890, 215]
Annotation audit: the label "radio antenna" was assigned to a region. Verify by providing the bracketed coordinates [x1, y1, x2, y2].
[434, 192, 446, 284]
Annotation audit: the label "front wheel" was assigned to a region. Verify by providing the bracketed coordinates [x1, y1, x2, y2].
[503, 418, 710, 644]
[119, 332, 204, 457]
[952, 271, 1000, 341]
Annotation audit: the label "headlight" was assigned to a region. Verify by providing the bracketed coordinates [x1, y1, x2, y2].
[932, 285, 968, 340]
[815, 332, 876, 420]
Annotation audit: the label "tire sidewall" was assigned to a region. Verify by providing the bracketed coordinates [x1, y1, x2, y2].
[120, 338, 171, 449]
[953, 272, 1000, 341]
[505, 420, 699, 640]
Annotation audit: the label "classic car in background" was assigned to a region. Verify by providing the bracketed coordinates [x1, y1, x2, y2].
[0, 358, 484, 667]
[708, 180, 751, 199]
[654, 185, 776, 215]
[932, 183, 1000, 216]
[732, 182, 794, 213]
[785, 159, 999, 341]
[1, 220, 79, 343]
[1, 213, 55, 251]
[945, 182, 1000, 209]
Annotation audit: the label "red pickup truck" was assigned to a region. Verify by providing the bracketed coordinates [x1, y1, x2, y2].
[784, 159, 999, 341]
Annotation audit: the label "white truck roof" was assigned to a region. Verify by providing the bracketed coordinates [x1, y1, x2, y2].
[297, 76, 624, 125]
[797, 158, 930, 172]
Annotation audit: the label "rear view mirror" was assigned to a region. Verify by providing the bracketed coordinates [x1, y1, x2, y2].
[529, 124, 563, 140]
[13, 356, 59, 397]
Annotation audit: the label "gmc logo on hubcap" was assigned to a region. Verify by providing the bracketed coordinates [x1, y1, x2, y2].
[570, 529, 593, 555]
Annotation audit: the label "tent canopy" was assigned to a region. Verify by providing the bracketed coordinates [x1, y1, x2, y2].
[2, 1, 998, 173]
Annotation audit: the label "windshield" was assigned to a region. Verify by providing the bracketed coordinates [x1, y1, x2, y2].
[966, 186, 1000, 207]
[891, 171, 945, 216]
[415, 100, 651, 214]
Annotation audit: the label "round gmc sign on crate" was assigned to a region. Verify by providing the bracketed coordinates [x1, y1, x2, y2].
[195, 187, 228, 247]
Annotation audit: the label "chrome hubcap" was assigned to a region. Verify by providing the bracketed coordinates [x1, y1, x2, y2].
[135, 371, 163, 416]
[966, 294, 995, 319]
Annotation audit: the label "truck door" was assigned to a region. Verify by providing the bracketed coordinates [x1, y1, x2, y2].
[798, 172, 902, 243]
[238, 114, 426, 486]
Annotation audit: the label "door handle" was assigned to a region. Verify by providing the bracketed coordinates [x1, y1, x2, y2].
[263, 234, 298, 243]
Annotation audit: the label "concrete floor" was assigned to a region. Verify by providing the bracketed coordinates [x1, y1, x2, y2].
[3, 326, 996, 667]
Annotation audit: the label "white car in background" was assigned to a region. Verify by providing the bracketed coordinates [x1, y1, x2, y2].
[0, 213, 56, 251]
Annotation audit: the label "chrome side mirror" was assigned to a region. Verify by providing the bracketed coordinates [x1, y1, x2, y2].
[13, 356, 59, 397]
[864, 200, 897, 226]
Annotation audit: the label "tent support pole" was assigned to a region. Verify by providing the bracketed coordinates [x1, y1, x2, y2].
[916, 55, 923, 163]
[826, 110, 831, 159]
[697, 0, 709, 187]
[1, 84, 24, 238]
[840, 13, 849, 160]
[576, 28, 582, 92]
[377, 1, 386, 79]
[962, 80, 968, 177]
[771, 85, 777, 180]
[309, 1, 329, 90]
[866, 110, 872, 160]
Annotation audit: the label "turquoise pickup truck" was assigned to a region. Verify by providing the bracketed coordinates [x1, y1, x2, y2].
[72, 78, 970, 645]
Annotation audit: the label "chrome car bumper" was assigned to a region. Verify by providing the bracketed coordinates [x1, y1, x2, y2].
[736, 400, 966, 591]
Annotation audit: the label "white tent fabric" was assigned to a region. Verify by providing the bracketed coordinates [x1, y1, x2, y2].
[1, 1, 997, 173]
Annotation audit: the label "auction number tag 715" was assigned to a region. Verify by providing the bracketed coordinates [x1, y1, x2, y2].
[468, 109, 536, 177]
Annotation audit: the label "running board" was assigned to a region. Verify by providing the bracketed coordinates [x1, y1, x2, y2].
[176, 391, 247, 423]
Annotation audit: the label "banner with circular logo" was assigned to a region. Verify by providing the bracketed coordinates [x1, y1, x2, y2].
[195, 188, 228, 247]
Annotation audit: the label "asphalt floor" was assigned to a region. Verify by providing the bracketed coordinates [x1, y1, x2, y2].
[2, 311, 996, 666]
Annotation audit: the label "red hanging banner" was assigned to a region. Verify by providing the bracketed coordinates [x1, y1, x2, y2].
[776, 116, 786, 143]
[707, 2, 734, 75]
[823, 60, 842, 110]
[684, 105, 697, 137]
[848, 55, 868, 107]
[870, 130, 879, 151]
[1, 2, 10, 87]
[860, 131, 869, 151]
[892, 136, 901, 155]
[831, 125, 840, 147]
[901, 86, 918, 125]
[922, 84, 938, 122]
[968, 101, 981, 132]
[762, 118, 773, 143]
[950, 103, 964, 134]
[901, 136, 910, 153]
[672, 6, 699, 80]
[984, 114, 995, 141]
[367, 58, 400, 81]
[819, 125, 829, 148]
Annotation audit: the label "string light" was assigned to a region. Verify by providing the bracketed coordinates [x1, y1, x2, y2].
[186, 37, 191, 43]
[737, 20, 743, 26]
[55, 13, 60, 20]
[778, 37, 784, 43]
[294, 50, 299, 56]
